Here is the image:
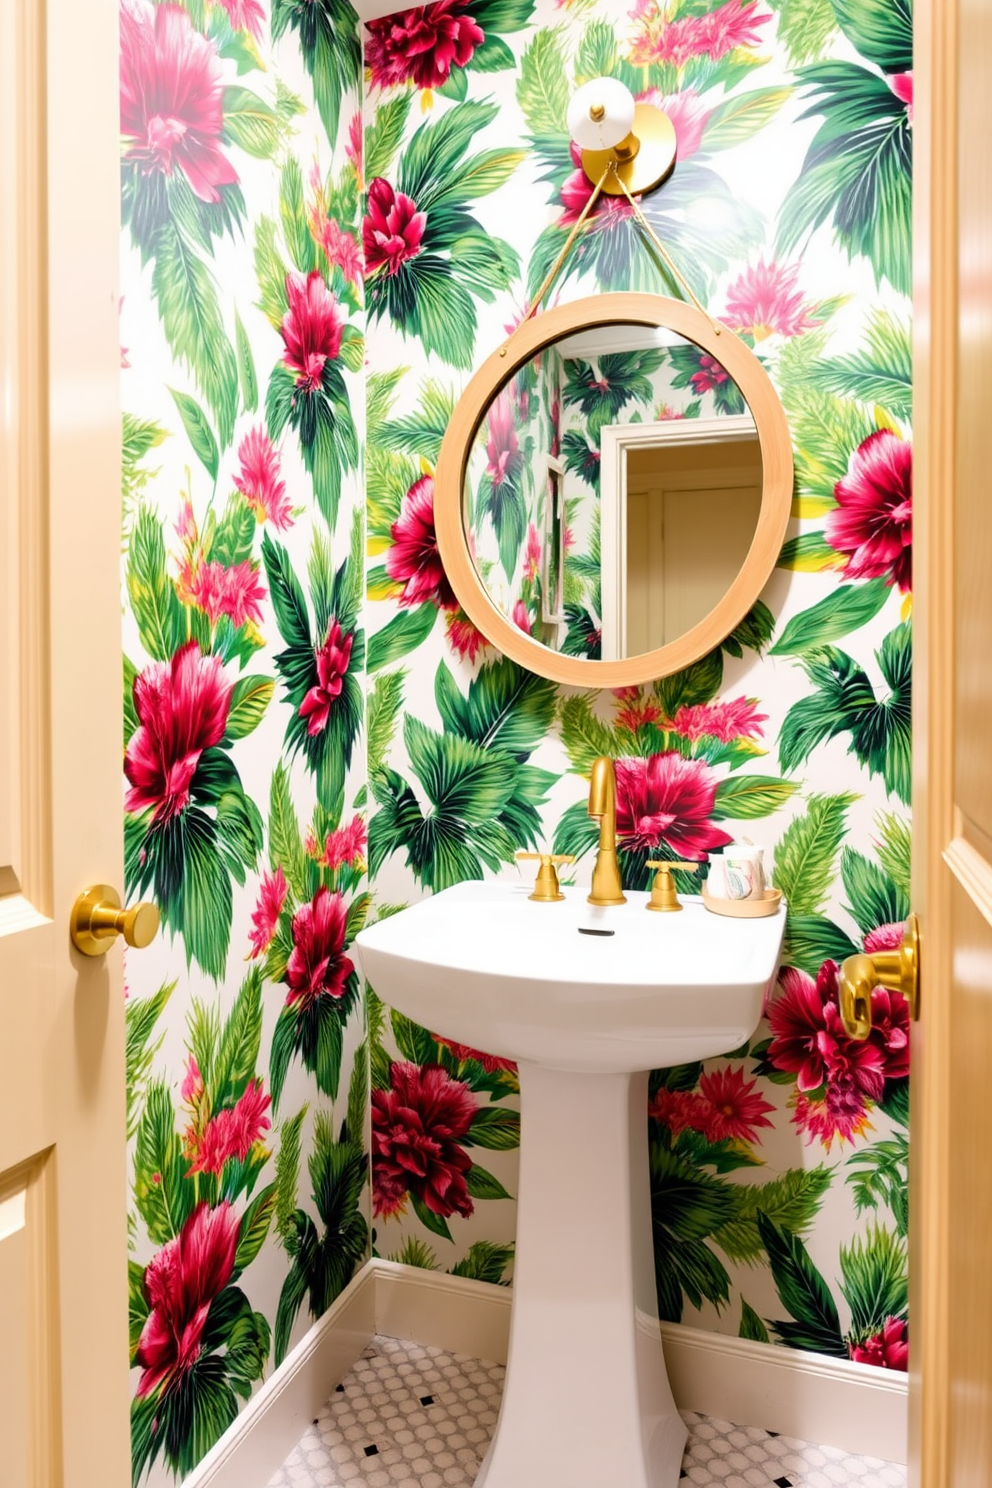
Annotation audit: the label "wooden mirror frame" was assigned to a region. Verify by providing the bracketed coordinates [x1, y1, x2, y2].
[434, 292, 794, 688]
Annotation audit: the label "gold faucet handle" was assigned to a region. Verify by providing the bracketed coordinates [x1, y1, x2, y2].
[516, 853, 576, 903]
[645, 860, 699, 913]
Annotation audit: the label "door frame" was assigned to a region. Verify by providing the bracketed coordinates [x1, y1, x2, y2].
[599, 414, 759, 660]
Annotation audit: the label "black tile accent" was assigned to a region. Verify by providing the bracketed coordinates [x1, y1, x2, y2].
[766, 1429, 779, 1437]
[679, 1472, 687, 1480]
[420, 1394, 434, 1406]
[335, 1384, 345, 1393]
[364, 1445, 379, 1458]
[312, 1419, 318, 1427]
[773, 1477, 792, 1487]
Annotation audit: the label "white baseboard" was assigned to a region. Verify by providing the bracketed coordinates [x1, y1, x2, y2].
[183, 1262, 376, 1488]
[185, 1257, 907, 1485]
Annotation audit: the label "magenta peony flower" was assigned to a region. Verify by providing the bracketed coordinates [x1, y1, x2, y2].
[371, 1062, 477, 1220]
[285, 887, 355, 1006]
[186, 1080, 271, 1177]
[648, 1086, 713, 1136]
[248, 866, 287, 959]
[280, 271, 344, 392]
[320, 218, 363, 284]
[767, 964, 886, 1100]
[213, 0, 264, 39]
[512, 601, 532, 635]
[363, 178, 426, 277]
[851, 1317, 908, 1371]
[134, 1202, 240, 1397]
[299, 619, 355, 737]
[672, 697, 767, 743]
[432, 1036, 516, 1074]
[321, 815, 367, 871]
[233, 428, 292, 530]
[485, 392, 522, 489]
[690, 353, 731, 395]
[120, 1, 238, 204]
[445, 609, 490, 661]
[614, 752, 733, 859]
[793, 1083, 871, 1149]
[125, 642, 233, 824]
[614, 693, 664, 733]
[365, 0, 484, 90]
[724, 259, 817, 340]
[188, 559, 266, 629]
[864, 921, 906, 955]
[386, 474, 457, 609]
[826, 430, 913, 591]
[698, 1065, 775, 1143]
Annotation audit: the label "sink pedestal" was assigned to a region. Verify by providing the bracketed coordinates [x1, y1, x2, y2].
[476, 1064, 687, 1488]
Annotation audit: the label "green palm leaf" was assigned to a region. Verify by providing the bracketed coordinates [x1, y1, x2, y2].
[757, 1212, 848, 1357]
[777, 62, 911, 294]
[839, 1226, 908, 1343]
[270, 0, 360, 146]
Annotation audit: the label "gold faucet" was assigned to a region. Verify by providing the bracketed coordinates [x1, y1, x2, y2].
[587, 756, 627, 905]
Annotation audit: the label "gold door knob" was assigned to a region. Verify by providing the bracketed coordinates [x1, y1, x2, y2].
[645, 861, 699, 912]
[70, 884, 160, 957]
[838, 912, 920, 1040]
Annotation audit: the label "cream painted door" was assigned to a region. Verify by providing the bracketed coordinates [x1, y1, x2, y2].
[913, 0, 992, 1484]
[0, 0, 131, 1483]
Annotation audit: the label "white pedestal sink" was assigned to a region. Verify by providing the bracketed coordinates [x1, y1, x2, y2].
[355, 882, 786, 1488]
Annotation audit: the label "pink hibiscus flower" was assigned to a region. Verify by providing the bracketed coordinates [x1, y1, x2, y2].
[188, 559, 266, 629]
[212, 0, 264, 40]
[280, 270, 344, 392]
[248, 866, 287, 959]
[233, 428, 292, 530]
[387, 474, 457, 609]
[371, 1062, 477, 1220]
[512, 601, 532, 635]
[889, 72, 913, 124]
[346, 111, 363, 186]
[125, 642, 233, 824]
[365, 1, 484, 90]
[793, 1083, 871, 1149]
[851, 1317, 908, 1371]
[363, 178, 426, 276]
[614, 752, 734, 859]
[186, 1079, 271, 1177]
[120, 1, 238, 205]
[826, 430, 913, 592]
[613, 689, 664, 733]
[639, 88, 711, 159]
[648, 1086, 713, 1136]
[134, 1202, 240, 1397]
[485, 392, 522, 489]
[629, 0, 769, 67]
[299, 619, 354, 736]
[321, 218, 363, 284]
[724, 259, 817, 340]
[285, 887, 355, 1005]
[690, 353, 731, 395]
[321, 815, 367, 871]
[698, 1065, 775, 1143]
[672, 697, 768, 743]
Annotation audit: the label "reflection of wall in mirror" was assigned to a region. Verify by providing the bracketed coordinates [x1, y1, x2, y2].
[464, 349, 565, 642]
[558, 343, 746, 661]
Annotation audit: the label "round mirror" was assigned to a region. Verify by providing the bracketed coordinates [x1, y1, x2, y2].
[435, 294, 793, 687]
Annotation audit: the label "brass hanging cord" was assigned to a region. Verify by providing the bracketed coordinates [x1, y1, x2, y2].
[515, 164, 612, 333]
[608, 163, 722, 336]
[508, 156, 724, 345]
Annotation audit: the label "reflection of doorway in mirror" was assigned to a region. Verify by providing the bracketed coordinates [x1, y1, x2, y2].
[600, 416, 762, 660]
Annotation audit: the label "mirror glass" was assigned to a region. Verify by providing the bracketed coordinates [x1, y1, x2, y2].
[462, 324, 762, 663]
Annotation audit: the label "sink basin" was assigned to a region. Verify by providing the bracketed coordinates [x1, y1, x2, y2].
[355, 879, 785, 1488]
[355, 881, 785, 1073]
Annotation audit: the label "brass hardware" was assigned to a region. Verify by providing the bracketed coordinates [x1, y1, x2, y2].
[580, 103, 677, 199]
[587, 756, 626, 905]
[645, 861, 699, 913]
[70, 884, 160, 958]
[838, 912, 920, 1041]
[517, 853, 576, 903]
[589, 103, 606, 123]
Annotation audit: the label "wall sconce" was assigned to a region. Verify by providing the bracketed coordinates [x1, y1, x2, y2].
[566, 76, 677, 197]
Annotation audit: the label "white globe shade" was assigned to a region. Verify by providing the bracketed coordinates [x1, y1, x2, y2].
[566, 76, 637, 152]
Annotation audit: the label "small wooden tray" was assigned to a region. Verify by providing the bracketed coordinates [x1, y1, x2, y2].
[701, 886, 783, 919]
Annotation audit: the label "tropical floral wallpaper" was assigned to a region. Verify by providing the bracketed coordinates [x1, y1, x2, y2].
[364, 0, 912, 1373]
[119, 1, 368, 1482]
[120, 0, 912, 1480]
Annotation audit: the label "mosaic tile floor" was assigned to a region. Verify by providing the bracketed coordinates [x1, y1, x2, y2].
[266, 1335, 907, 1488]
